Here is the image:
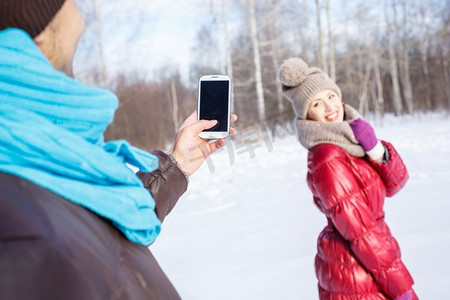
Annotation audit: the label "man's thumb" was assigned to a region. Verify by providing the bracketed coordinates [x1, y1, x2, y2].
[193, 119, 218, 134]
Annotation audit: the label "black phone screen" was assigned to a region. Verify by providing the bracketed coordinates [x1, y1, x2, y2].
[199, 80, 229, 132]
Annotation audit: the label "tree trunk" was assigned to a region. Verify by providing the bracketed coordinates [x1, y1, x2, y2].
[442, 37, 450, 110]
[265, 0, 284, 114]
[222, 0, 234, 111]
[272, 49, 284, 114]
[248, 0, 265, 121]
[210, 0, 225, 74]
[359, 61, 372, 115]
[385, 0, 402, 115]
[326, 0, 336, 81]
[93, 0, 108, 88]
[400, 0, 414, 114]
[418, 0, 432, 110]
[315, 0, 328, 73]
[357, 44, 364, 101]
[373, 55, 385, 118]
[394, 0, 414, 114]
[345, 53, 354, 101]
[421, 43, 431, 110]
[170, 77, 179, 134]
[370, 73, 380, 124]
[222, 2, 233, 78]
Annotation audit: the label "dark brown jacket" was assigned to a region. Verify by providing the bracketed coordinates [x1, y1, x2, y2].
[0, 150, 187, 300]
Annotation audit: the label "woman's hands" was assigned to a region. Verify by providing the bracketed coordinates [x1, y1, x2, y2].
[395, 290, 413, 300]
[349, 118, 385, 162]
[168, 111, 238, 176]
[349, 118, 378, 152]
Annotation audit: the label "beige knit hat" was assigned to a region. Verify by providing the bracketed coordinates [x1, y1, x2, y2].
[278, 58, 341, 120]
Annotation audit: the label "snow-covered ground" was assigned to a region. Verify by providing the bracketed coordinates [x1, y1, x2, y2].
[150, 112, 450, 299]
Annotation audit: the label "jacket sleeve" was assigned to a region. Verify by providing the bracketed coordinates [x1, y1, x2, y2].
[367, 141, 409, 197]
[136, 150, 188, 223]
[311, 147, 414, 299]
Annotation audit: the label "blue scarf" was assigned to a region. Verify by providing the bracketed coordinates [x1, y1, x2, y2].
[0, 28, 161, 246]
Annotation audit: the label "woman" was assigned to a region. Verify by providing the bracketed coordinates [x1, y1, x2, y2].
[278, 58, 417, 299]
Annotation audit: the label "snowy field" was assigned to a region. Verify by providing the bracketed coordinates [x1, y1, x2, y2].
[150, 112, 450, 299]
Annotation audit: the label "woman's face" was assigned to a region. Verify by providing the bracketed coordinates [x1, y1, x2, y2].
[306, 89, 344, 122]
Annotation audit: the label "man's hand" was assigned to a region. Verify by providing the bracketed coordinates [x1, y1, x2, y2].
[168, 111, 238, 176]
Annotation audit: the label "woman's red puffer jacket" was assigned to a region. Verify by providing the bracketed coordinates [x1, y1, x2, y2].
[307, 141, 417, 299]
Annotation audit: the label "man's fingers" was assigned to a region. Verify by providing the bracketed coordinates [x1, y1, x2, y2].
[209, 139, 226, 153]
[183, 113, 237, 138]
[190, 119, 218, 135]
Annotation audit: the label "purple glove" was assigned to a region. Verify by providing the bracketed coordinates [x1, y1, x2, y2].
[349, 118, 378, 152]
[395, 290, 412, 300]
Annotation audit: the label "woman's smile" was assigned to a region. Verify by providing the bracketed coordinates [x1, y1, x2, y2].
[325, 111, 339, 122]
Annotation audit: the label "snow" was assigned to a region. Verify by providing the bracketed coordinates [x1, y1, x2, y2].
[150, 112, 450, 299]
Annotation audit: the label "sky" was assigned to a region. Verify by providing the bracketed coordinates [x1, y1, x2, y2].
[72, 1, 378, 86]
[73, 0, 447, 85]
[72, 0, 381, 81]
[74, 0, 210, 81]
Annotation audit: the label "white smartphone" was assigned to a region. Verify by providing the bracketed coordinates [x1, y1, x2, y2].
[197, 75, 232, 140]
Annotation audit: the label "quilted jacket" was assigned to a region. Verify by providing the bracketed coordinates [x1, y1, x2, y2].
[307, 141, 417, 299]
[0, 150, 186, 300]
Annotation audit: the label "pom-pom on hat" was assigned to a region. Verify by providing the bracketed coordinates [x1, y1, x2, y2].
[278, 57, 341, 120]
[0, 0, 66, 38]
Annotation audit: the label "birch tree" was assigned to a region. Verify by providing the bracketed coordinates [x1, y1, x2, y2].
[210, 0, 226, 74]
[372, 55, 384, 118]
[358, 61, 372, 115]
[260, 0, 285, 114]
[443, 0, 450, 110]
[222, 0, 234, 109]
[315, 0, 328, 73]
[170, 76, 179, 133]
[93, 0, 107, 88]
[442, 31, 450, 110]
[385, 0, 403, 115]
[417, 0, 432, 110]
[248, 0, 266, 121]
[326, 0, 336, 81]
[393, 0, 414, 114]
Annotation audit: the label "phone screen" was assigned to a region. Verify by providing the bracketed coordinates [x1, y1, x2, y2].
[199, 80, 229, 132]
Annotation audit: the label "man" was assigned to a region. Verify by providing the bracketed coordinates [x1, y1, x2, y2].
[0, 0, 236, 299]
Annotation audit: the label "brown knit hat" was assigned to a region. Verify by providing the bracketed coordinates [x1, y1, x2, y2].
[0, 0, 66, 38]
[278, 58, 342, 120]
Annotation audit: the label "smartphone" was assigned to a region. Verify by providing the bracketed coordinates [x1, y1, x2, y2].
[197, 75, 232, 140]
